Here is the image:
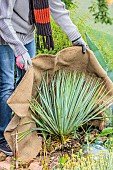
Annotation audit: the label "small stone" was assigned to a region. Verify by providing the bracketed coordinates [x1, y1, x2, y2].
[95, 140, 103, 145]
[29, 161, 43, 170]
[82, 143, 109, 160]
[0, 161, 10, 170]
[0, 152, 7, 161]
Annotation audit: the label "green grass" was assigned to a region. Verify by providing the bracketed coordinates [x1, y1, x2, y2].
[86, 27, 113, 49]
[86, 27, 113, 69]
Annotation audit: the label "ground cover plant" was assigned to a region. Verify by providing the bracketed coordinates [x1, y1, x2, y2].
[54, 150, 113, 170]
[53, 126, 113, 170]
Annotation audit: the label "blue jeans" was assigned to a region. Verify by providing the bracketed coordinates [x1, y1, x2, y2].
[0, 40, 35, 143]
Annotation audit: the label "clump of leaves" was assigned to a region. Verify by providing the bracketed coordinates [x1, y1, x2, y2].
[29, 71, 113, 144]
[89, 0, 113, 24]
[55, 150, 113, 170]
[62, 0, 73, 9]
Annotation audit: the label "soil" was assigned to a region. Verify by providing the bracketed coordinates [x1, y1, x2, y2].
[0, 138, 82, 170]
[0, 129, 101, 170]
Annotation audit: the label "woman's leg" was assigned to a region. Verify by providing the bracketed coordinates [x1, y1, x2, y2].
[0, 41, 35, 155]
[0, 40, 35, 140]
[0, 45, 15, 144]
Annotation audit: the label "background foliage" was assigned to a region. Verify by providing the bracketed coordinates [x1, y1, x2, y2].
[89, 0, 113, 24]
[36, 3, 113, 70]
[62, 0, 73, 8]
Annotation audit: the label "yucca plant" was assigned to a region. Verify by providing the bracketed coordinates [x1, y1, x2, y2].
[28, 71, 113, 144]
[85, 32, 108, 72]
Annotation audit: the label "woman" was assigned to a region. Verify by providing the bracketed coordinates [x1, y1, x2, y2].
[0, 0, 87, 156]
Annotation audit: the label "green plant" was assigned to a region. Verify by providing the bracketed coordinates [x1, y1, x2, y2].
[85, 29, 113, 71]
[85, 32, 113, 82]
[62, 0, 73, 9]
[36, 17, 72, 55]
[58, 154, 69, 169]
[29, 71, 112, 143]
[105, 107, 113, 127]
[89, 0, 113, 24]
[85, 32, 108, 72]
[55, 150, 113, 170]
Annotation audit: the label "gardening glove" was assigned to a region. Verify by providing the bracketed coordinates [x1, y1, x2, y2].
[16, 52, 32, 71]
[72, 36, 87, 54]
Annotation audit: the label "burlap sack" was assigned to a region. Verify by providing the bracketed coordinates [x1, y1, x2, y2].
[4, 46, 113, 162]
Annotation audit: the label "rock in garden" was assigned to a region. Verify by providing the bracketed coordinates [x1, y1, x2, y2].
[0, 152, 7, 161]
[82, 143, 109, 160]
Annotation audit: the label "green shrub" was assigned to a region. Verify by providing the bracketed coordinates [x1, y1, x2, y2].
[89, 0, 113, 25]
[36, 18, 72, 55]
[29, 71, 112, 143]
[62, 0, 73, 9]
